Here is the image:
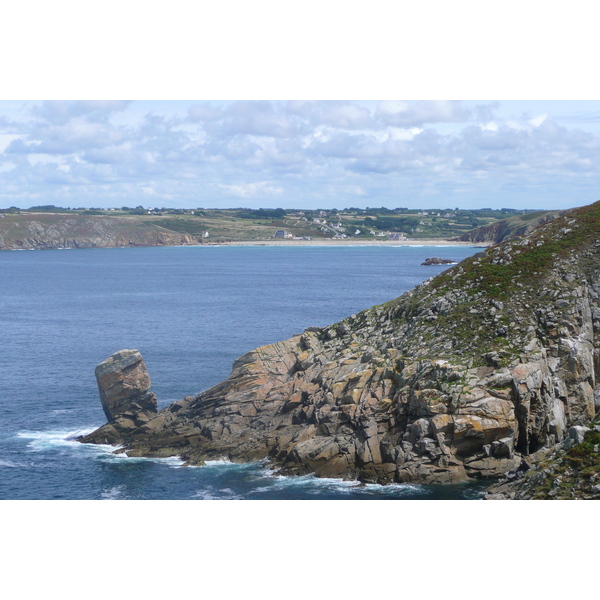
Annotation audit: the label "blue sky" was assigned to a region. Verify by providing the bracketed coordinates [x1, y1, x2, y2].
[2, 100, 600, 211]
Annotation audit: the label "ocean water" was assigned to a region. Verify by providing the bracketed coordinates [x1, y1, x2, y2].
[0, 244, 487, 500]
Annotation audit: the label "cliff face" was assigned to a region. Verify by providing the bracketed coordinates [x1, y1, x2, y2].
[0, 214, 199, 250]
[80, 201, 600, 486]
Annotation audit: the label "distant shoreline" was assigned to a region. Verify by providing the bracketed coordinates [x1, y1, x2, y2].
[218, 238, 488, 247]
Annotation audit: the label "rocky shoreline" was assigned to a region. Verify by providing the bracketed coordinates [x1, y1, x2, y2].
[79, 201, 600, 497]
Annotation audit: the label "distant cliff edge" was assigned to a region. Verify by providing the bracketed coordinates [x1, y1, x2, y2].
[0, 213, 199, 250]
[454, 209, 569, 245]
[79, 200, 600, 497]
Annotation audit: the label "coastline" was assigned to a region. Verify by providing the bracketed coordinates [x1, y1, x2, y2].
[218, 238, 488, 247]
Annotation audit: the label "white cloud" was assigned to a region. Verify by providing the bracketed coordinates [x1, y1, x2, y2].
[529, 113, 549, 127]
[218, 181, 284, 198]
[375, 100, 476, 126]
[0, 133, 22, 152]
[1, 100, 600, 210]
[481, 122, 498, 132]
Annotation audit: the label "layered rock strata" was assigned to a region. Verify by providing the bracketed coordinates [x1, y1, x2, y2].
[80, 201, 600, 486]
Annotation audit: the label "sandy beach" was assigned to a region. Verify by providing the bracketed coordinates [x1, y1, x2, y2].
[220, 238, 488, 247]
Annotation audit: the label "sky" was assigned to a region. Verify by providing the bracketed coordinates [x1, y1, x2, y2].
[2, 99, 600, 211]
[2, 2, 599, 213]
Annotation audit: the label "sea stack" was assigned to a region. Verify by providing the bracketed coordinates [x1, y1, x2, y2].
[79, 349, 158, 444]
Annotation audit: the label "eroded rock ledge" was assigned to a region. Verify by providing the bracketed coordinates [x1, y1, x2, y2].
[79, 201, 600, 488]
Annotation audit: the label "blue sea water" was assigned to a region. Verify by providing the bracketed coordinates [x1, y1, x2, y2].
[0, 244, 487, 500]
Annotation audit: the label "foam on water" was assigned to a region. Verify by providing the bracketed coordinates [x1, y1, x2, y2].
[182, 459, 429, 499]
[17, 428, 105, 451]
[15, 428, 180, 460]
[246, 472, 425, 498]
[192, 486, 244, 500]
[101, 486, 126, 500]
[0, 459, 26, 468]
[102, 453, 186, 467]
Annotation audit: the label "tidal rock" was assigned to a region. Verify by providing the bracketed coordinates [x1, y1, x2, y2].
[421, 257, 456, 265]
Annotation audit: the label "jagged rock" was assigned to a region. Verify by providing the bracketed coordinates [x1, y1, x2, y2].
[563, 425, 591, 448]
[79, 200, 600, 489]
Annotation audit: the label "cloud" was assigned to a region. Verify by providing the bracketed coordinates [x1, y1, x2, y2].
[375, 100, 495, 127]
[218, 181, 284, 198]
[187, 103, 225, 122]
[2, 100, 600, 210]
[208, 101, 302, 139]
[32, 100, 131, 124]
[287, 100, 374, 129]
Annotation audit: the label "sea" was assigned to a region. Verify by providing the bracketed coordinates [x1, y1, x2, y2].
[0, 243, 489, 500]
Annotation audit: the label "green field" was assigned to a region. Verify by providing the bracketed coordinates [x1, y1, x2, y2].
[0, 205, 541, 243]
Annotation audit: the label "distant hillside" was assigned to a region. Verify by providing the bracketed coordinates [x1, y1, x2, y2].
[1, 205, 543, 248]
[0, 213, 199, 250]
[453, 209, 569, 244]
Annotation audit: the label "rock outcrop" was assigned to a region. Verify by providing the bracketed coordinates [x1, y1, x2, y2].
[79, 200, 600, 488]
[79, 350, 158, 445]
[422, 257, 456, 265]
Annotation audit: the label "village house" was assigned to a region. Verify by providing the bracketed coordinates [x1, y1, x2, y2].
[274, 230, 293, 239]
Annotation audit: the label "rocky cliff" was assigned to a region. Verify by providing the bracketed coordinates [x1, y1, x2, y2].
[80, 200, 600, 490]
[0, 213, 199, 250]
